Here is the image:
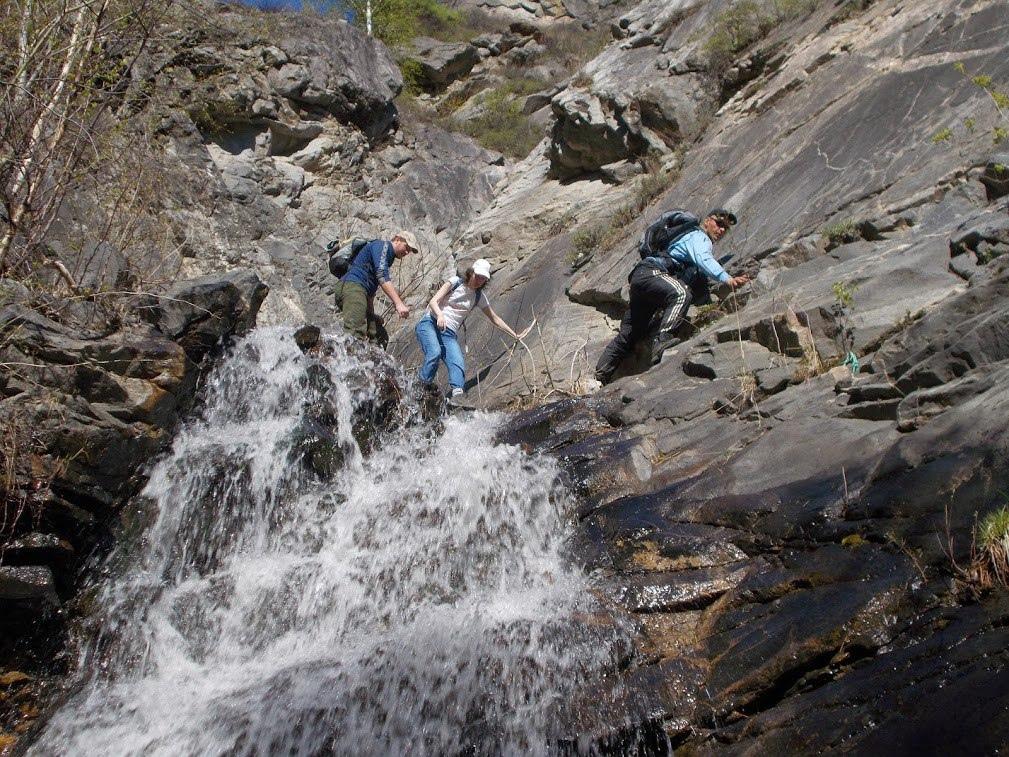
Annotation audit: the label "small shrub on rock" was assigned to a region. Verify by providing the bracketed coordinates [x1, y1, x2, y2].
[454, 84, 542, 158]
[568, 224, 607, 263]
[822, 219, 858, 246]
[978, 506, 1009, 584]
[704, 0, 820, 74]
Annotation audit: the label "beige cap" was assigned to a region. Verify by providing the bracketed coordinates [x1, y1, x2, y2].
[395, 230, 420, 253]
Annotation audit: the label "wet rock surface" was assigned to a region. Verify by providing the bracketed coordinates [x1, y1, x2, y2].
[502, 258, 1009, 749]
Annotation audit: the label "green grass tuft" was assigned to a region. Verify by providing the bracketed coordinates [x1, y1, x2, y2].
[979, 507, 1009, 550]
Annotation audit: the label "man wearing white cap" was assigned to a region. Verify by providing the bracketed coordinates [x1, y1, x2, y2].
[336, 230, 420, 345]
[415, 258, 531, 405]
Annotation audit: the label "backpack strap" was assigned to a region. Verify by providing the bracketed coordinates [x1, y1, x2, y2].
[448, 277, 484, 307]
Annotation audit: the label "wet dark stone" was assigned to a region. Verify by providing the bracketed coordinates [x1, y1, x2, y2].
[0, 534, 75, 570]
[0, 567, 60, 630]
[558, 657, 704, 752]
[602, 563, 751, 614]
[713, 599, 1009, 752]
[293, 324, 321, 353]
[839, 397, 900, 421]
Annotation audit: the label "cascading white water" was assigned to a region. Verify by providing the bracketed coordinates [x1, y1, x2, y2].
[33, 328, 619, 756]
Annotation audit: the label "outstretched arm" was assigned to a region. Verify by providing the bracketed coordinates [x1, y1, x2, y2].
[373, 241, 409, 318]
[481, 305, 531, 340]
[379, 281, 410, 318]
[687, 233, 750, 288]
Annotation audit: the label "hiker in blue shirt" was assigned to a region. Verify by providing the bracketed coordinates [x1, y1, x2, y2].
[594, 209, 750, 384]
[335, 230, 419, 346]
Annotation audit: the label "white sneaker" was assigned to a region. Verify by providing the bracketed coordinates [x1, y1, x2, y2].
[581, 378, 603, 394]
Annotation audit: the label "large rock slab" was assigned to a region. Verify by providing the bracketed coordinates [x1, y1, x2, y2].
[140, 269, 268, 363]
[407, 38, 480, 91]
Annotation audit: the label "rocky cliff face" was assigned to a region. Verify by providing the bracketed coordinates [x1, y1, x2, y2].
[472, 0, 1009, 750]
[108, 3, 509, 326]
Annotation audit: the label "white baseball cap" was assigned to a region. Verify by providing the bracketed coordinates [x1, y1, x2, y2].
[472, 259, 492, 279]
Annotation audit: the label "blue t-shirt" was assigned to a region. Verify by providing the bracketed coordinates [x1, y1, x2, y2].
[644, 229, 730, 285]
[341, 240, 395, 297]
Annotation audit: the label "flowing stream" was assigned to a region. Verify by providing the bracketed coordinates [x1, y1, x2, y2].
[33, 328, 619, 756]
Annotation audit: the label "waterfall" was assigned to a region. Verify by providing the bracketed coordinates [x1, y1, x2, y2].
[32, 328, 620, 756]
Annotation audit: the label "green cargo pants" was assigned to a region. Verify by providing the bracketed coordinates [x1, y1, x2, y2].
[334, 280, 389, 347]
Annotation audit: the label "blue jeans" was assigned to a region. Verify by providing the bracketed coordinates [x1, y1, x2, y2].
[415, 316, 465, 389]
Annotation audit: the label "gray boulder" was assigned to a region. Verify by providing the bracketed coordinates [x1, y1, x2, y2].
[140, 269, 268, 363]
[548, 89, 646, 178]
[407, 38, 480, 91]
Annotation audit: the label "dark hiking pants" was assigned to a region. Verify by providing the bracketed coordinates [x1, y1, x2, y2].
[594, 264, 693, 384]
[335, 281, 389, 347]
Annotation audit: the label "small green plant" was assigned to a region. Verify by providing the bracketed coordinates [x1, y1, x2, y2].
[822, 219, 857, 245]
[568, 223, 607, 262]
[966, 506, 1009, 590]
[633, 168, 677, 210]
[830, 280, 858, 362]
[841, 533, 867, 549]
[187, 96, 242, 135]
[399, 58, 426, 95]
[703, 0, 818, 74]
[704, 1, 769, 72]
[937, 63, 1009, 151]
[831, 280, 856, 308]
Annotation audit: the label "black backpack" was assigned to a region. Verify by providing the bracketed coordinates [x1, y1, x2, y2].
[638, 210, 700, 258]
[327, 237, 369, 277]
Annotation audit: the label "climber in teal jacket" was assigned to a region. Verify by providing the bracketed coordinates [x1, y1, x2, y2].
[595, 209, 750, 384]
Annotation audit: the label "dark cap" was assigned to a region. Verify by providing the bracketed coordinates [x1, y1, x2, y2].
[707, 208, 738, 227]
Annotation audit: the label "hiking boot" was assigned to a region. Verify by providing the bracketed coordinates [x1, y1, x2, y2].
[650, 333, 680, 365]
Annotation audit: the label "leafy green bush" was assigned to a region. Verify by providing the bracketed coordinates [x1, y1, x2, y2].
[345, 0, 462, 46]
[398, 59, 426, 95]
[704, 0, 819, 73]
[704, 1, 770, 71]
[454, 85, 542, 158]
